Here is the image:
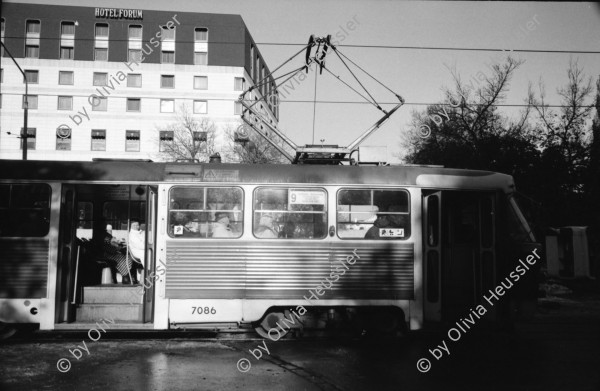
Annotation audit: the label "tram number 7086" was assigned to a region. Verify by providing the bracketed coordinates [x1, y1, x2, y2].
[192, 306, 217, 315]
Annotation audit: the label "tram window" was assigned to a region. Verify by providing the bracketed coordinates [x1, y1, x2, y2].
[507, 197, 535, 243]
[75, 202, 94, 240]
[427, 195, 439, 247]
[481, 197, 494, 248]
[451, 199, 478, 244]
[77, 202, 93, 228]
[102, 201, 146, 237]
[337, 189, 410, 240]
[0, 184, 50, 237]
[168, 186, 243, 238]
[253, 187, 327, 239]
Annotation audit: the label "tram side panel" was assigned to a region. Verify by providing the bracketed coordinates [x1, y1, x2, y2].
[160, 185, 422, 331]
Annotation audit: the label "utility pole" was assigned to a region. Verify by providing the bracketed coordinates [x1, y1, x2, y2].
[1, 42, 29, 160]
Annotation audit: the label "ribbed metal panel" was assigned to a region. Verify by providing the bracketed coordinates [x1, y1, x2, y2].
[0, 239, 49, 298]
[165, 241, 414, 300]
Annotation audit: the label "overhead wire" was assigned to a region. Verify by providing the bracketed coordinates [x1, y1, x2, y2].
[2, 36, 599, 54]
[0, 92, 587, 108]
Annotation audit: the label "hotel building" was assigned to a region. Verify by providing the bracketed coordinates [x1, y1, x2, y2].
[0, 3, 279, 161]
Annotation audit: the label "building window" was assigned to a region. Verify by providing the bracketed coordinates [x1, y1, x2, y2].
[234, 101, 243, 115]
[61, 22, 75, 35]
[234, 77, 245, 91]
[22, 95, 38, 109]
[59, 71, 74, 85]
[56, 125, 72, 151]
[127, 74, 141, 87]
[1, 18, 5, 57]
[250, 45, 255, 79]
[94, 23, 109, 61]
[91, 129, 106, 151]
[26, 20, 41, 34]
[60, 47, 74, 60]
[194, 27, 208, 65]
[92, 97, 107, 111]
[21, 128, 36, 150]
[193, 100, 207, 114]
[159, 130, 174, 151]
[129, 49, 142, 63]
[160, 75, 174, 88]
[128, 25, 143, 62]
[58, 96, 73, 110]
[195, 27, 208, 42]
[95, 23, 109, 37]
[255, 55, 260, 83]
[60, 22, 75, 60]
[162, 25, 176, 40]
[25, 20, 40, 59]
[160, 99, 174, 113]
[193, 131, 208, 153]
[127, 98, 141, 112]
[95, 48, 108, 61]
[161, 51, 175, 64]
[193, 131, 207, 142]
[125, 130, 140, 152]
[24, 70, 38, 84]
[261, 66, 266, 96]
[168, 186, 244, 238]
[253, 187, 328, 239]
[93, 72, 108, 86]
[161, 25, 175, 64]
[25, 46, 40, 58]
[194, 52, 207, 66]
[193, 76, 208, 90]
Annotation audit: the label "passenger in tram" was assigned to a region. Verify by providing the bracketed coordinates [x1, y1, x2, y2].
[256, 213, 278, 238]
[364, 205, 406, 239]
[101, 224, 135, 284]
[211, 212, 235, 238]
[278, 220, 296, 238]
[127, 219, 145, 281]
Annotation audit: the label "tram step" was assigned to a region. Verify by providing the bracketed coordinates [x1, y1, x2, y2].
[76, 303, 143, 322]
[82, 285, 144, 304]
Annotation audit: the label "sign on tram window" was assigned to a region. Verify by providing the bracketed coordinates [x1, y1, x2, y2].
[0, 184, 51, 237]
[336, 188, 410, 240]
[289, 190, 325, 205]
[168, 186, 243, 238]
[253, 187, 327, 239]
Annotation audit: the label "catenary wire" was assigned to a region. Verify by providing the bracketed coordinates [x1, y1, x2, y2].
[2, 36, 600, 54]
[0, 92, 591, 108]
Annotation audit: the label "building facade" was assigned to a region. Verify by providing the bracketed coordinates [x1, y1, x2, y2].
[0, 3, 279, 161]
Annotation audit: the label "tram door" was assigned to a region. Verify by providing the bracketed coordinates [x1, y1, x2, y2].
[423, 191, 496, 323]
[443, 191, 496, 321]
[55, 184, 158, 324]
[56, 185, 78, 323]
[143, 186, 158, 322]
[423, 191, 442, 321]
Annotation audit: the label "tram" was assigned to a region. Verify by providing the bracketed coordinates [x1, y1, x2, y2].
[0, 159, 540, 338]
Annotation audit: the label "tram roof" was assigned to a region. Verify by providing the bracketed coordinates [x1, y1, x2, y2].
[0, 160, 515, 192]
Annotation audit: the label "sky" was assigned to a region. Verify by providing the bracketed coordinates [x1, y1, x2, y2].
[5, 0, 600, 163]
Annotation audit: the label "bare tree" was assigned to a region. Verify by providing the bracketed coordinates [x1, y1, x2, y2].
[402, 56, 529, 166]
[156, 104, 217, 162]
[528, 59, 594, 188]
[222, 122, 291, 164]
